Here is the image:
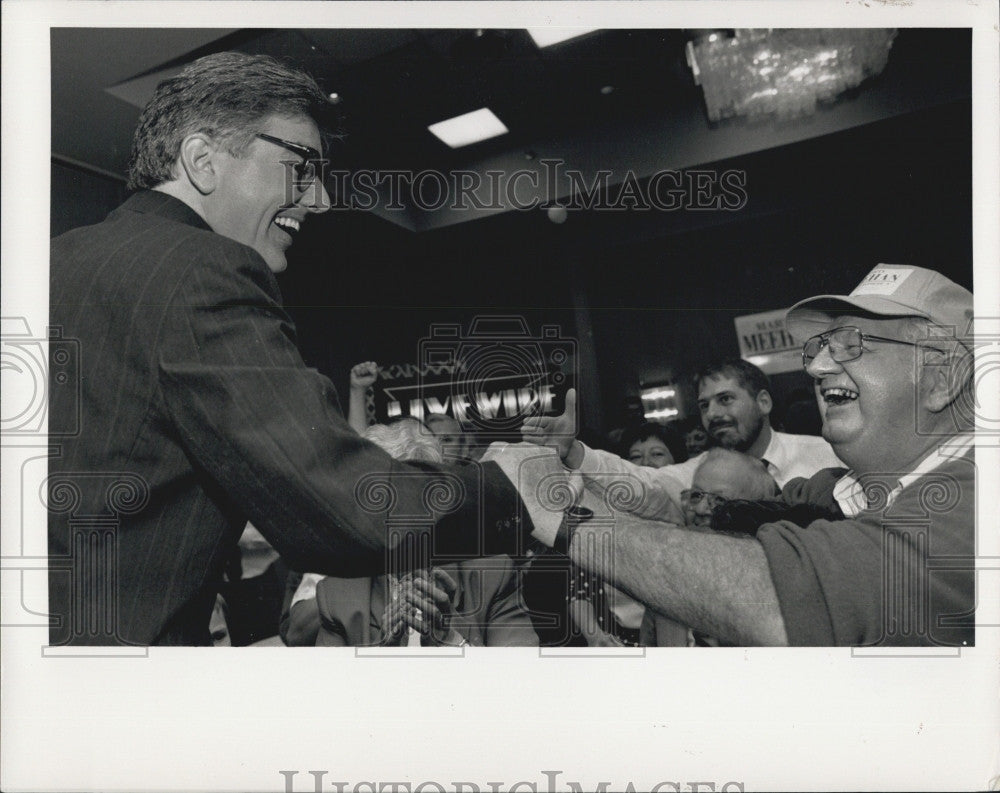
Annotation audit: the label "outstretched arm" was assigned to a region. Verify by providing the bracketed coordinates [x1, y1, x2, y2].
[522, 389, 688, 522]
[569, 514, 789, 646]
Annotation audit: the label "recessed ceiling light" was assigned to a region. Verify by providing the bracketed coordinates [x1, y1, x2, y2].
[600, 85, 615, 95]
[428, 107, 509, 148]
[526, 28, 598, 49]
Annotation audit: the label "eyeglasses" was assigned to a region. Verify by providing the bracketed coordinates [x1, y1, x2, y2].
[681, 489, 729, 511]
[255, 133, 323, 185]
[801, 326, 945, 368]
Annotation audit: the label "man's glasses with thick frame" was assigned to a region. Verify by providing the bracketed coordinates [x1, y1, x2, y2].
[681, 489, 729, 511]
[801, 325, 946, 369]
[256, 133, 323, 185]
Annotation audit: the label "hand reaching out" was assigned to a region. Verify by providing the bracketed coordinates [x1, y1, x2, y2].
[521, 388, 582, 466]
[350, 361, 379, 391]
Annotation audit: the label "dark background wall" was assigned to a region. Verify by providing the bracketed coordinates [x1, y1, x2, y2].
[51, 160, 128, 238]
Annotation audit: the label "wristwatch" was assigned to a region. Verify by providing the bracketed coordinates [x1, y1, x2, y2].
[554, 505, 594, 555]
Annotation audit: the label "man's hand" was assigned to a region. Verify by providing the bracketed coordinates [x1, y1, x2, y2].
[521, 388, 582, 467]
[349, 361, 379, 391]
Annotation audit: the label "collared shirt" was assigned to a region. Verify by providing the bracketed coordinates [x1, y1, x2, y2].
[832, 433, 975, 518]
[756, 430, 843, 489]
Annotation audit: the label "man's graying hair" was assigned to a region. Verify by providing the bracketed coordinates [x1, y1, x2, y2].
[365, 419, 444, 464]
[127, 52, 335, 191]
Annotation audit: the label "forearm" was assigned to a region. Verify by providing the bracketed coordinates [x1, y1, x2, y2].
[568, 517, 788, 646]
[347, 387, 367, 435]
[564, 439, 585, 469]
[159, 275, 532, 569]
[569, 443, 686, 522]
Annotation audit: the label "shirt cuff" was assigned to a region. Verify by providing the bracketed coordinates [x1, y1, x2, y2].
[290, 572, 325, 608]
[571, 442, 603, 476]
[480, 442, 583, 548]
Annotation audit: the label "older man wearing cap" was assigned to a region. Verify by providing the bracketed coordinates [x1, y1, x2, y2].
[520, 264, 975, 646]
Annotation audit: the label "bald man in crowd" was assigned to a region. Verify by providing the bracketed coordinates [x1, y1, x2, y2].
[524, 264, 975, 646]
[640, 448, 779, 646]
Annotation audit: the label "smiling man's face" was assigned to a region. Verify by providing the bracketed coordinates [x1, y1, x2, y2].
[205, 114, 328, 272]
[807, 314, 924, 474]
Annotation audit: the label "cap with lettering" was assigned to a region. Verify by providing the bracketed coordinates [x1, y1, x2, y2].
[785, 264, 974, 340]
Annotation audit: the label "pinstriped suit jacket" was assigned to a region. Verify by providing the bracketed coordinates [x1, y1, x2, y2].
[48, 191, 531, 646]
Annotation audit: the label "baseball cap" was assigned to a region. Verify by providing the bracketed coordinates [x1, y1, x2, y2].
[786, 264, 974, 340]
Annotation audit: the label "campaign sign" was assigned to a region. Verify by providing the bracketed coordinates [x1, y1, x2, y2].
[734, 309, 802, 375]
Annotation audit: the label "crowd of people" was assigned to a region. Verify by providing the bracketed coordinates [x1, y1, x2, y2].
[49, 51, 976, 650]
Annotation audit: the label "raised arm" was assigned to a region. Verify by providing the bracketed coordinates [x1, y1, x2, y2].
[347, 361, 378, 435]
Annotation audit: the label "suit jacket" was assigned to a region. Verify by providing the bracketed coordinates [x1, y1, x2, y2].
[314, 558, 539, 647]
[48, 191, 532, 646]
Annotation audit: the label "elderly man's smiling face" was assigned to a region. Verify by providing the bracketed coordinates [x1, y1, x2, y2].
[205, 114, 329, 273]
[806, 314, 928, 475]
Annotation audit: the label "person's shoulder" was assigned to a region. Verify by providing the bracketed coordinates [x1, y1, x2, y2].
[781, 467, 849, 506]
[662, 454, 701, 484]
[53, 192, 254, 268]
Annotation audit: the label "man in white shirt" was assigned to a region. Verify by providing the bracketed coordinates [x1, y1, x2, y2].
[537, 358, 841, 523]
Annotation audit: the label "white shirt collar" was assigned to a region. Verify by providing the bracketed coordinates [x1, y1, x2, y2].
[833, 433, 974, 518]
[760, 429, 787, 477]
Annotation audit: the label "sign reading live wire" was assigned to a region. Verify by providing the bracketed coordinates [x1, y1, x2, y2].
[733, 309, 802, 375]
[367, 317, 576, 441]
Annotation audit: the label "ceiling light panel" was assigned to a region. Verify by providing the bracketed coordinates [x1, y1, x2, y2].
[428, 107, 509, 148]
[526, 28, 599, 49]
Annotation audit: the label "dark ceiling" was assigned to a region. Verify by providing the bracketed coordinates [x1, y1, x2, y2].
[53, 27, 970, 191]
[293, 28, 698, 170]
[53, 28, 697, 174]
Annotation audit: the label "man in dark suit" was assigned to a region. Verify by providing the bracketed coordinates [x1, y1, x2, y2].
[48, 52, 537, 647]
